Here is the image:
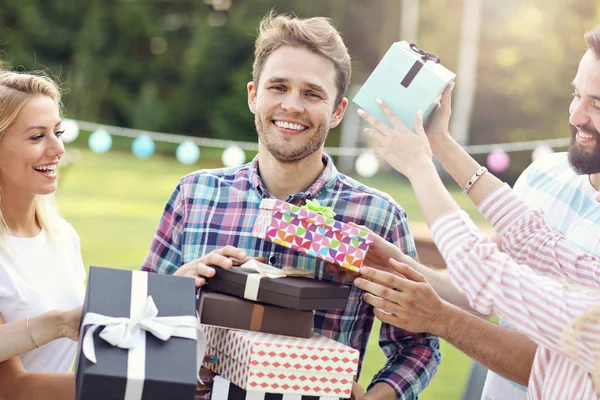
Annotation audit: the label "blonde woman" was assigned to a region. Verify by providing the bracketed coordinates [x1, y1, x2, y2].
[0, 71, 85, 399]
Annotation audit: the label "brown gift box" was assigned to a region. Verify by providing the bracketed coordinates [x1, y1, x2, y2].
[198, 291, 313, 338]
[204, 266, 350, 310]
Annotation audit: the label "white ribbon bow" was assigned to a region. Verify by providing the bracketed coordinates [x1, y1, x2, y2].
[81, 295, 205, 381]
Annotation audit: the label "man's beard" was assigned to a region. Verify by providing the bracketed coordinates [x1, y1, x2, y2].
[568, 123, 600, 175]
[256, 113, 329, 164]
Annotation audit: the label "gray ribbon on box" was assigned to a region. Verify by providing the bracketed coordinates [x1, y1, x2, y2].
[401, 43, 442, 88]
[80, 270, 206, 400]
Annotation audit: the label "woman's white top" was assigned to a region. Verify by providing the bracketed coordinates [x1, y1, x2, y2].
[0, 224, 85, 372]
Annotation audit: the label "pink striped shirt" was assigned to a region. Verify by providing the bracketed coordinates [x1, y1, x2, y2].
[431, 184, 600, 399]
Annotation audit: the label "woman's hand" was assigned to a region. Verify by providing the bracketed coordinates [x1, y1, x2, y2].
[424, 83, 454, 139]
[326, 222, 407, 280]
[61, 305, 83, 341]
[357, 100, 433, 180]
[360, 227, 408, 272]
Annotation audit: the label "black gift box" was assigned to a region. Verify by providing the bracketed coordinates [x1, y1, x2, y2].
[211, 376, 340, 400]
[205, 266, 350, 310]
[75, 266, 198, 400]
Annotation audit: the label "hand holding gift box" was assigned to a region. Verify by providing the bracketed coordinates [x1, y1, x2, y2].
[75, 266, 206, 400]
[252, 199, 375, 272]
[352, 41, 455, 130]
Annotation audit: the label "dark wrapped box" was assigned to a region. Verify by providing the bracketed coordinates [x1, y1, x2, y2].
[75, 266, 200, 400]
[205, 264, 350, 310]
[198, 291, 313, 338]
[211, 376, 340, 400]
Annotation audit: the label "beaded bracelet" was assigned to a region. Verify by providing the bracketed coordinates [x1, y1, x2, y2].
[462, 166, 488, 195]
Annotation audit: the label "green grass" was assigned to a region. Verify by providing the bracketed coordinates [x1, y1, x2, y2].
[57, 148, 478, 399]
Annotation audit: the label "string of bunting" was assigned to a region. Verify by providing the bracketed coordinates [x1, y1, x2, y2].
[61, 119, 570, 178]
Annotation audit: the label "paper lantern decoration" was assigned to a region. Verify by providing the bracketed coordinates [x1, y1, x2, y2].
[355, 152, 379, 178]
[487, 149, 510, 173]
[221, 145, 246, 167]
[176, 140, 200, 165]
[532, 145, 554, 162]
[88, 130, 112, 154]
[131, 135, 155, 159]
[61, 119, 80, 143]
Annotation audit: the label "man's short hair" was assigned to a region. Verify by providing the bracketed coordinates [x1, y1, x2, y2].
[252, 12, 351, 107]
[585, 26, 600, 58]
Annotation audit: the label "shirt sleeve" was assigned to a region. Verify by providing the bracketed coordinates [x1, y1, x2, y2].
[478, 184, 600, 286]
[431, 210, 600, 371]
[368, 212, 441, 399]
[141, 180, 187, 274]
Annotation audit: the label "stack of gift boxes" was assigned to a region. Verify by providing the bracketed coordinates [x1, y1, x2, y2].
[72, 198, 375, 400]
[198, 262, 357, 399]
[197, 198, 375, 399]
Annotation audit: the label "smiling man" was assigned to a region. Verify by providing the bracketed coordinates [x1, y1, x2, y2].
[511, 38, 600, 252]
[142, 12, 440, 400]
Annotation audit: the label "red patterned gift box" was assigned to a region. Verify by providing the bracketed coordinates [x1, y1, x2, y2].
[203, 326, 359, 398]
[252, 199, 375, 272]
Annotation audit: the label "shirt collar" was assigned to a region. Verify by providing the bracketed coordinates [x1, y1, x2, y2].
[248, 153, 339, 201]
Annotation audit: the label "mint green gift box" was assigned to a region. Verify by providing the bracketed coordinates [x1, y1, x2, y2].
[353, 41, 455, 131]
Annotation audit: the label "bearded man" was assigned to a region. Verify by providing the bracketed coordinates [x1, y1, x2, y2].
[478, 28, 600, 399]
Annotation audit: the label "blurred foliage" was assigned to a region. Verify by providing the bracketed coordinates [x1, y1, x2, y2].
[1, 0, 599, 176]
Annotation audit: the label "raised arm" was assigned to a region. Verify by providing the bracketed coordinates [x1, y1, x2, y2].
[358, 89, 600, 285]
[477, 184, 600, 286]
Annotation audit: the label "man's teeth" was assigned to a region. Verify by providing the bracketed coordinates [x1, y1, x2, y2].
[578, 131, 596, 140]
[274, 121, 307, 131]
[34, 165, 57, 172]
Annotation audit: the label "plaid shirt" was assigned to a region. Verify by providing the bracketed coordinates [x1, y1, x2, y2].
[142, 154, 440, 399]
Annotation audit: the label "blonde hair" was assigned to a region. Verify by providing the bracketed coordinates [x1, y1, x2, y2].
[252, 12, 351, 107]
[0, 71, 65, 243]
